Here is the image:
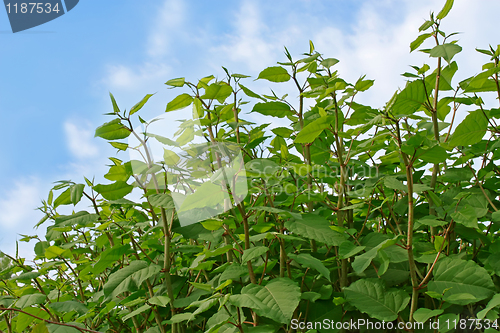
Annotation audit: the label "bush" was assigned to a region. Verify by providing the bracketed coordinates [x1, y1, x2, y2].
[2, 1, 500, 332]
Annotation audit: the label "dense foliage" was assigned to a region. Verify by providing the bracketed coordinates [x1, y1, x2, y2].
[2, 1, 500, 332]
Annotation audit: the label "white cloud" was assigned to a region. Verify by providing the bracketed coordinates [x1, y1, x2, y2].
[103, 62, 171, 92]
[147, 0, 185, 58]
[64, 121, 99, 159]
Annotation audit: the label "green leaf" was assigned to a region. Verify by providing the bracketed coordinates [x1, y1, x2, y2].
[285, 215, 345, 247]
[449, 110, 488, 146]
[49, 301, 88, 315]
[436, 0, 454, 19]
[165, 77, 185, 87]
[109, 93, 120, 113]
[201, 83, 233, 103]
[163, 149, 180, 165]
[430, 43, 462, 63]
[148, 296, 171, 307]
[93, 181, 133, 200]
[241, 246, 269, 263]
[413, 308, 444, 323]
[477, 294, 500, 319]
[410, 33, 433, 52]
[166, 93, 193, 112]
[131, 264, 162, 287]
[391, 80, 429, 116]
[352, 237, 400, 274]
[251, 102, 293, 118]
[16, 294, 46, 309]
[45, 246, 69, 259]
[294, 116, 334, 143]
[148, 193, 174, 209]
[31, 323, 49, 333]
[70, 184, 84, 205]
[288, 253, 331, 282]
[53, 188, 72, 208]
[257, 66, 290, 82]
[103, 261, 148, 300]
[451, 205, 478, 229]
[321, 58, 339, 68]
[130, 94, 154, 115]
[344, 279, 410, 322]
[242, 278, 301, 324]
[427, 257, 495, 305]
[418, 145, 449, 163]
[239, 83, 266, 101]
[95, 119, 130, 140]
[122, 304, 151, 321]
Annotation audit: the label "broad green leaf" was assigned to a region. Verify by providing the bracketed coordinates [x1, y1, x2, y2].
[16, 307, 50, 333]
[427, 257, 495, 305]
[49, 301, 88, 315]
[285, 215, 345, 247]
[16, 294, 46, 309]
[241, 246, 269, 263]
[436, 0, 454, 19]
[251, 102, 293, 118]
[288, 253, 331, 281]
[220, 264, 248, 282]
[131, 264, 162, 286]
[103, 261, 148, 300]
[229, 294, 267, 311]
[55, 211, 98, 227]
[321, 58, 339, 68]
[130, 94, 154, 115]
[95, 119, 130, 140]
[201, 83, 233, 103]
[257, 66, 290, 82]
[242, 278, 301, 324]
[166, 93, 193, 112]
[344, 279, 410, 322]
[448, 110, 488, 146]
[418, 145, 449, 163]
[170, 313, 195, 324]
[430, 43, 462, 63]
[92, 244, 130, 274]
[339, 241, 365, 259]
[148, 193, 174, 209]
[294, 116, 334, 143]
[391, 80, 429, 116]
[451, 205, 478, 229]
[93, 181, 133, 200]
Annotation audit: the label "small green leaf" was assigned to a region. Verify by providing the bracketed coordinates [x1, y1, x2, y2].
[251, 102, 293, 118]
[410, 33, 433, 52]
[165, 77, 185, 87]
[93, 181, 133, 200]
[241, 246, 269, 263]
[130, 94, 154, 115]
[95, 119, 130, 140]
[257, 66, 290, 82]
[166, 93, 193, 112]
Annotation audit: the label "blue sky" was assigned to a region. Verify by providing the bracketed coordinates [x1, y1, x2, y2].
[1, 0, 499, 260]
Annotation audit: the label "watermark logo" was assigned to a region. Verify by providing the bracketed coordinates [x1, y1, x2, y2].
[128, 111, 248, 227]
[3, 0, 79, 33]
